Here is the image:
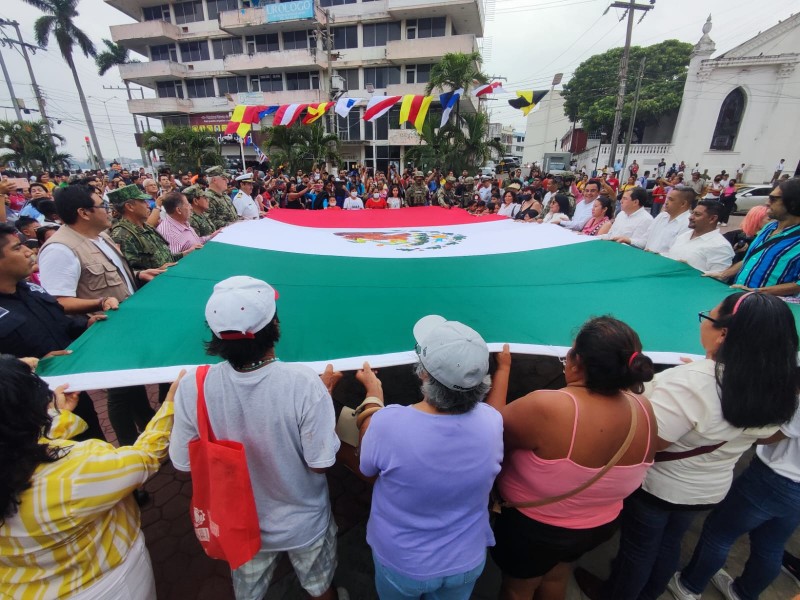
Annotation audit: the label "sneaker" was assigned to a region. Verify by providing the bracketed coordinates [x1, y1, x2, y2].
[783, 551, 800, 586]
[667, 572, 701, 600]
[711, 569, 742, 600]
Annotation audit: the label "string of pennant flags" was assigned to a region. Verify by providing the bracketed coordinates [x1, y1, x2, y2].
[224, 82, 549, 138]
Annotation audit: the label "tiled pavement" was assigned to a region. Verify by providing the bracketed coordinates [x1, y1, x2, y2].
[89, 360, 800, 600]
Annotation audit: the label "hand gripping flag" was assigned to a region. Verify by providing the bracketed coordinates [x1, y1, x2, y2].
[508, 90, 549, 116]
[399, 95, 433, 132]
[274, 103, 310, 126]
[335, 97, 361, 118]
[472, 81, 507, 97]
[302, 102, 334, 125]
[363, 96, 402, 122]
[439, 88, 463, 127]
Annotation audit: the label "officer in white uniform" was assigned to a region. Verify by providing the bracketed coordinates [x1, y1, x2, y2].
[232, 173, 261, 220]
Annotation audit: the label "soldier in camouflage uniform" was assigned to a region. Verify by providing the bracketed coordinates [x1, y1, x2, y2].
[184, 184, 217, 238]
[405, 171, 429, 207]
[459, 176, 476, 208]
[436, 176, 457, 208]
[204, 166, 238, 229]
[109, 185, 184, 271]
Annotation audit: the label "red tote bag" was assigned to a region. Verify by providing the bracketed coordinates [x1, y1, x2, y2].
[188, 365, 262, 570]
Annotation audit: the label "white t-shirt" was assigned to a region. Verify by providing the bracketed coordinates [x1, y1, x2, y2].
[497, 202, 520, 218]
[170, 361, 340, 550]
[643, 359, 778, 505]
[343, 197, 364, 210]
[38, 237, 135, 297]
[756, 402, 800, 483]
[665, 229, 735, 273]
[542, 212, 568, 225]
[387, 197, 402, 209]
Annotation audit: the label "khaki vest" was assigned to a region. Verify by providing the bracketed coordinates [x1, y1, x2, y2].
[40, 225, 136, 302]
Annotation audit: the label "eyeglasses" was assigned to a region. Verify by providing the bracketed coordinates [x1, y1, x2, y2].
[86, 201, 110, 212]
[768, 194, 782, 203]
[698, 310, 719, 325]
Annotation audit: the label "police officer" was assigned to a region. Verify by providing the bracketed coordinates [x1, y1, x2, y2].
[0, 222, 105, 440]
[406, 170, 429, 207]
[436, 176, 458, 208]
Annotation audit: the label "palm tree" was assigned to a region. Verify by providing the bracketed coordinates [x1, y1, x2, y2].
[303, 123, 340, 169]
[23, 0, 105, 167]
[425, 51, 488, 127]
[142, 127, 223, 172]
[0, 119, 72, 171]
[404, 118, 449, 173]
[96, 39, 149, 167]
[453, 112, 504, 173]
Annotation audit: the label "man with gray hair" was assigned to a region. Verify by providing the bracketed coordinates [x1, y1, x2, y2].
[352, 315, 503, 599]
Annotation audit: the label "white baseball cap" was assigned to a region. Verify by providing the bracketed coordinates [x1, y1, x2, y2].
[205, 276, 278, 340]
[413, 315, 489, 391]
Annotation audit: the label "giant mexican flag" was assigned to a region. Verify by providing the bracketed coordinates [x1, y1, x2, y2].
[38, 207, 782, 391]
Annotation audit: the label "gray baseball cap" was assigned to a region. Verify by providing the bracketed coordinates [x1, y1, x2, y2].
[413, 315, 489, 391]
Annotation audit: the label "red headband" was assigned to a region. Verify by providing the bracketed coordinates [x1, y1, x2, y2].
[628, 351, 639, 367]
[732, 291, 755, 315]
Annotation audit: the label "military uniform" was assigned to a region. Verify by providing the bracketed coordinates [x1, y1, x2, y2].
[205, 188, 239, 229]
[190, 211, 216, 237]
[436, 177, 457, 208]
[111, 218, 180, 271]
[406, 179, 429, 206]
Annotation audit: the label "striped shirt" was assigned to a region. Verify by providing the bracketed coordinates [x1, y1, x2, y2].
[734, 222, 800, 288]
[0, 402, 174, 599]
[157, 214, 204, 255]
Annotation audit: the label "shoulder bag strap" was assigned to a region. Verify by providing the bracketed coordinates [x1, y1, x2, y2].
[654, 441, 725, 462]
[195, 365, 214, 442]
[500, 394, 638, 510]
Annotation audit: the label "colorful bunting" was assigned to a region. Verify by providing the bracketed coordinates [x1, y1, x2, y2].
[508, 90, 549, 116]
[399, 95, 433, 132]
[274, 103, 310, 127]
[439, 88, 463, 127]
[472, 81, 507, 97]
[335, 97, 361, 118]
[302, 102, 334, 125]
[363, 96, 402, 122]
[224, 105, 248, 134]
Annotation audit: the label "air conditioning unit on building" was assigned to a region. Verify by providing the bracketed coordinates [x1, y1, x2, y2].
[331, 75, 346, 92]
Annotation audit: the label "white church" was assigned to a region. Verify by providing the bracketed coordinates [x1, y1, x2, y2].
[528, 13, 800, 184]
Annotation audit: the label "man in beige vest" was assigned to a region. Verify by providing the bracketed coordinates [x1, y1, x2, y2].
[39, 185, 164, 485]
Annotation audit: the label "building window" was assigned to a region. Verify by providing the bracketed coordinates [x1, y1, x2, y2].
[710, 87, 746, 151]
[283, 30, 310, 50]
[337, 110, 361, 141]
[173, 0, 204, 24]
[179, 40, 210, 62]
[217, 76, 248, 96]
[407, 17, 446, 39]
[250, 74, 283, 92]
[245, 33, 279, 54]
[286, 71, 319, 91]
[156, 81, 184, 99]
[207, 0, 238, 20]
[163, 116, 190, 126]
[332, 25, 358, 50]
[186, 78, 216, 98]
[362, 22, 401, 47]
[212, 37, 243, 59]
[365, 144, 401, 174]
[319, 0, 356, 5]
[405, 64, 431, 84]
[150, 44, 177, 62]
[142, 4, 170, 21]
[336, 68, 359, 91]
[363, 66, 400, 89]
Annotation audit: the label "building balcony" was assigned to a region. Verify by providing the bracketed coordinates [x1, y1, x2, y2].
[224, 49, 324, 74]
[387, 0, 483, 36]
[105, 0, 169, 21]
[119, 61, 189, 86]
[128, 97, 194, 116]
[386, 34, 478, 64]
[235, 89, 327, 107]
[110, 20, 181, 56]
[219, 4, 320, 36]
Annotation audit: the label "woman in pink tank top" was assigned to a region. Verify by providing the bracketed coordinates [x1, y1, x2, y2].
[486, 316, 658, 600]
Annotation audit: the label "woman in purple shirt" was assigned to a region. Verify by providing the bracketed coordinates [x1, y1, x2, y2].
[355, 315, 504, 600]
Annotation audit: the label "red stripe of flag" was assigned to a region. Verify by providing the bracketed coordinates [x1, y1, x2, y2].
[363, 96, 402, 121]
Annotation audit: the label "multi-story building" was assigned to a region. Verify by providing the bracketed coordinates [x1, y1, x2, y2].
[106, 0, 484, 172]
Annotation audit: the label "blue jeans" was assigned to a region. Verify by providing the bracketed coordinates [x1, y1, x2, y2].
[650, 203, 663, 217]
[604, 490, 701, 600]
[372, 551, 485, 600]
[680, 457, 800, 600]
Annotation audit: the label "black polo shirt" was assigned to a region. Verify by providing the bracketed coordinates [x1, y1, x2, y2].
[0, 281, 88, 358]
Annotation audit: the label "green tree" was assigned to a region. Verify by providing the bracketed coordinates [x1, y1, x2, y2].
[23, 0, 106, 167]
[561, 39, 693, 142]
[0, 119, 72, 171]
[425, 51, 488, 127]
[263, 123, 340, 173]
[304, 122, 340, 169]
[142, 127, 223, 172]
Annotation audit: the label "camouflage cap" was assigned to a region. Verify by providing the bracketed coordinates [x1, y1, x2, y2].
[107, 184, 151, 207]
[505, 182, 521, 191]
[413, 170, 424, 178]
[182, 184, 204, 201]
[464, 176, 475, 184]
[445, 176, 457, 183]
[205, 166, 230, 178]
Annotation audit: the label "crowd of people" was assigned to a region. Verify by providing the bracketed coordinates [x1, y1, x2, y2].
[1, 157, 800, 600]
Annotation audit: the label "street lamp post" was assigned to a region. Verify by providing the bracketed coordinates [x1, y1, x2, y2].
[90, 96, 121, 162]
[594, 132, 607, 177]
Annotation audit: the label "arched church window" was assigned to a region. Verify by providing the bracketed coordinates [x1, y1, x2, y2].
[710, 88, 746, 151]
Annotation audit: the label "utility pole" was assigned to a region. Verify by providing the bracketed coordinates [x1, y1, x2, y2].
[104, 84, 151, 169]
[91, 97, 121, 161]
[0, 44, 22, 120]
[0, 19, 54, 139]
[606, 1, 653, 173]
[541, 72, 562, 165]
[621, 56, 646, 175]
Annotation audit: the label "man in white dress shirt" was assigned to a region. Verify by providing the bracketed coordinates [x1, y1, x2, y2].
[665, 200, 734, 272]
[613, 186, 692, 253]
[601, 187, 653, 241]
[561, 179, 600, 231]
[232, 174, 261, 220]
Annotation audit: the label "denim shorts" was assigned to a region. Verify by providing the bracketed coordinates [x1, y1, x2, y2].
[372, 551, 485, 600]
